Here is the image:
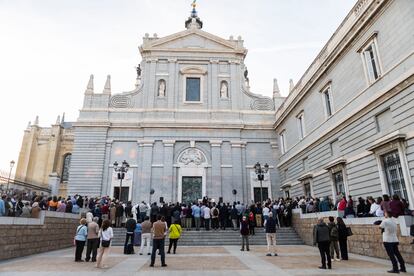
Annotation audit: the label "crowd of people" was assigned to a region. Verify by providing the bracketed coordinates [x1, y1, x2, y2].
[1, 188, 413, 271]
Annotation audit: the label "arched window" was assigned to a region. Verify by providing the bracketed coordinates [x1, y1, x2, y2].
[61, 153, 71, 182]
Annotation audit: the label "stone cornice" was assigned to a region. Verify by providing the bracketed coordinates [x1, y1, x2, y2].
[367, 131, 406, 152]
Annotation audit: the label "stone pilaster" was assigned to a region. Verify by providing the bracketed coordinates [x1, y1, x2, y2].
[210, 140, 222, 200]
[162, 140, 175, 202]
[210, 59, 219, 109]
[138, 139, 154, 202]
[167, 58, 177, 109]
[102, 140, 113, 197]
[231, 141, 245, 202]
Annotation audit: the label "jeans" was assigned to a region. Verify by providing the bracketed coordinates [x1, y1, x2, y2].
[151, 239, 166, 265]
[339, 239, 348, 260]
[194, 217, 201, 230]
[318, 241, 331, 268]
[330, 240, 340, 259]
[241, 235, 249, 250]
[383, 242, 405, 272]
[168, 238, 178, 253]
[212, 218, 219, 229]
[125, 233, 134, 247]
[75, 240, 86, 261]
[140, 233, 151, 255]
[140, 212, 146, 222]
[232, 219, 238, 230]
[85, 238, 100, 261]
[204, 218, 210, 230]
[266, 233, 277, 253]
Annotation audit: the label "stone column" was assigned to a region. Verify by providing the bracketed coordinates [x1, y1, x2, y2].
[210, 140, 222, 200]
[210, 59, 219, 110]
[163, 140, 175, 203]
[270, 142, 280, 199]
[48, 173, 60, 196]
[241, 142, 248, 203]
[101, 140, 113, 197]
[230, 60, 240, 110]
[138, 140, 154, 203]
[231, 141, 244, 203]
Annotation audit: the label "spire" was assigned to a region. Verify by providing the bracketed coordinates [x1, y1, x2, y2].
[61, 112, 65, 124]
[289, 79, 295, 93]
[185, 0, 203, 29]
[34, 115, 39, 126]
[103, 75, 111, 94]
[85, 74, 94, 94]
[273, 78, 281, 97]
[26, 121, 31, 129]
[55, 115, 61, 125]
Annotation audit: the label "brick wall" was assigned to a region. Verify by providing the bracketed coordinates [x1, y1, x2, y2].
[0, 211, 79, 261]
[292, 211, 414, 264]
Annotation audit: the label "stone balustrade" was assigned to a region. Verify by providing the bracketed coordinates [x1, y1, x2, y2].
[291, 209, 414, 264]
[0, 211, 80, 261]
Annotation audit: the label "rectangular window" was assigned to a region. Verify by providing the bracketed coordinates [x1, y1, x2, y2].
[280, 130, 286, 154]
[361, 41, 381, 84]
[333, 170, 345, 196]
[284, 169, 288, 181]
[302, 157, 309, 171]
[284, 190, 290, 199]
[375, 108, 393, 133]
[297, 113, 305, 139]
[303, 182, 311, 198]
[185, 77, 201, 101]
[330, 139, 340, 157]
[382, 151, 408, 200]
[322, 85, 333, 117]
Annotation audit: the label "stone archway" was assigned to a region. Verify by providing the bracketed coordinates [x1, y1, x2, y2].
[176, 148, 208, 203]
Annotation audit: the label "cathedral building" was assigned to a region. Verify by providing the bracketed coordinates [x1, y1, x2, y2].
[15, 0, 414, 207]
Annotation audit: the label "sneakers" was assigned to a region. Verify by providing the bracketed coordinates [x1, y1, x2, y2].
[318, 266, 326, 269]
[147, 253, 151, 255]
[273, 253, 278, 256]
[240, 249, 244, 251]
[162, 264, 168, 267]
[387, 270, 399, 274]
[149, 264, 154, 267]
[335, 258, 341, 261]
[266, 253, 272, 256]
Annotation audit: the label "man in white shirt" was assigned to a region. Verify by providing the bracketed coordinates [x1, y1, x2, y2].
[263, 204, 270, 223]
[379, 212, 406, 273]
[203, 205, 211, 231]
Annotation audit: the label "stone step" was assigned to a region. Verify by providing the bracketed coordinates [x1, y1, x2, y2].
[111, 226, 304, 246]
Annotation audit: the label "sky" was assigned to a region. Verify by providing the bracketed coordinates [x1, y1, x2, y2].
[0, 0, 356, 173]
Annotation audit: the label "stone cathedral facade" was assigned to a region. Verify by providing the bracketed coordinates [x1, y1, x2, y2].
[16, 0, 414, 207]
[66, 10, 282, 204]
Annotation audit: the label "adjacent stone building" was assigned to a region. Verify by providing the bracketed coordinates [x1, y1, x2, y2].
[15, 0, 414, 207]
[276, 0, 414, 206]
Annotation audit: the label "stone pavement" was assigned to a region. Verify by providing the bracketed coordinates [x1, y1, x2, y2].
[0, 245, 413, 276]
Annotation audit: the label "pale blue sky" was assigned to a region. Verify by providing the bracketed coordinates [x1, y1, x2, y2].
[0, 0, 356, 172]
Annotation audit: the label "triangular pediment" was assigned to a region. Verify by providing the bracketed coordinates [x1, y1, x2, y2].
[143, 29, 243, 53]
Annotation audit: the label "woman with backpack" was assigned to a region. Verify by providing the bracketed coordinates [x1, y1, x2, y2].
[96, 219, 113, 269]
[167, 220, 182, 254]
[327, 216, 340, 261]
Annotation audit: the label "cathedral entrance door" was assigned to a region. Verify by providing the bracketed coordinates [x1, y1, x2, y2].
[181, 176, 202, 204]
[253, 187, 268, 203]
[113, 187, 130, 203]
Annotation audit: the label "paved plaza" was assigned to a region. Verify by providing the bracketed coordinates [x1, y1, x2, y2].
[0, 245, 413, 276]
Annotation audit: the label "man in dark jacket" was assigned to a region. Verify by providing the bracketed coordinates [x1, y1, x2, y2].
[125, 213, 137, 253]
[264, 212, 277, 256]
[328, 216, 340, 261]
[313, 218, 332, 269]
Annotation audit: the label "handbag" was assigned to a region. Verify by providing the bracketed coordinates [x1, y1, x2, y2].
[346, 226, 353, 237]
[101, 240, 111, 247]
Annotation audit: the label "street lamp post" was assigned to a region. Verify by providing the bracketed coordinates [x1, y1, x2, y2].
[6, 160, 15, 192]
[113, 160, 129, 201]
[254, 162, 269, 203]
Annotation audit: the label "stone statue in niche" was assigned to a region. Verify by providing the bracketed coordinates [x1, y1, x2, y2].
[158, 79, 166, 97]
[220, 81, 228, 98]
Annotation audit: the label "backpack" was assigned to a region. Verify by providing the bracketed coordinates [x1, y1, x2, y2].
[330, 225, 339, 239]
[213, 208, 219, 216]
[249, 212, 254, 221]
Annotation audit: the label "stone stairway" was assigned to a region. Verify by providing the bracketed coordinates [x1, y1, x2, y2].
[111, 227, 304, 246]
